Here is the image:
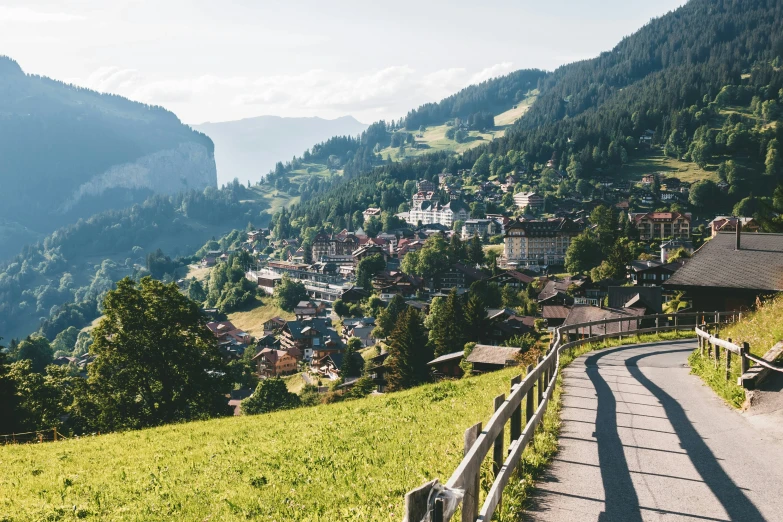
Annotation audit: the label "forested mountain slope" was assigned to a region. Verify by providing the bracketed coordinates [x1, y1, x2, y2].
[272, 0, 783, 238]
[0, 57, 217, 259]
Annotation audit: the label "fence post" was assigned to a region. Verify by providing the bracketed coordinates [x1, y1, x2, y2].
[739, 342, 750, 385]
[714, 331, 721, 367]
[525, 364, 535, 425]
[714, 310, 719, 325]
[603, 319, 608, 345]
[588, 323, 592, 338]
[674, 313, 678, 329]
[537, 356, 544, 405]
[53, 427, 57, 442]
[725, 338, 732, 381]
[493, 394, 505, 479]
[462, 422, 482, 522]
[510, 375, 522, 442]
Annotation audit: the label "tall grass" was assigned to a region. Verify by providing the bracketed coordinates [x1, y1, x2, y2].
[0, 368, 521, 521]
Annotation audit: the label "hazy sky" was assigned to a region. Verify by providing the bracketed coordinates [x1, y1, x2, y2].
[0, 0, 687, 124]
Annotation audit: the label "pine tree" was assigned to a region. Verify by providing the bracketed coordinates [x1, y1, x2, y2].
[468, 235, 485, 266]
[430, 288, 465, 357]
[386, 308, 432, 391]
[463, 293, 489, 344]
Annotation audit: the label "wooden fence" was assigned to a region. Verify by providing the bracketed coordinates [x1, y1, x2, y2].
[403, 310, 741, 522]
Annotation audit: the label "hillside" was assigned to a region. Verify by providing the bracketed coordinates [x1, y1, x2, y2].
[0, 368, 519, 521]
[194, 115, 368, 186]
[0, 56, 217, 260]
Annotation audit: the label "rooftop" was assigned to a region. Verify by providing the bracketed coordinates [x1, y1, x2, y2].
[466, 345, 521, 366]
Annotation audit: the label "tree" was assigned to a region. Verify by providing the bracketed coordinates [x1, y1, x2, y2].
[663, 291, 689, 314]
[274, 274, 308, 312]
[463, 293, 489, 344]
[564, 233, 602, 274]
[374, 294, 407, 338]
[0, 341, 19, 433]
[333, 298, 350, 318]
[473, 153, 491, 178]
[341, 337, 363, 378]
[88, 277, 232, 430]
[668, 248, 691, 263]
[448, 233, 467, 263]
[356, 254, 386, 290]
[188, 279, 207, 303]
[242, 378, 300, 415]
[689, 180, 721, 210]
[14, 335, 53, 373]
[467, 235, 485, 266]
[429, 289, 465, 357]
[386, 308, 432, 391]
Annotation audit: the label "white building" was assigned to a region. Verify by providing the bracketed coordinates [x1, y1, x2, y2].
[407, 198, 469, 228]
[503, 218, 582, 268]
[461, 219, 500, 240]
[513, 191, 543, 210]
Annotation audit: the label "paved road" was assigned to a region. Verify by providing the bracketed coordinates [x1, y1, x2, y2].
[526, 340, 783, 522]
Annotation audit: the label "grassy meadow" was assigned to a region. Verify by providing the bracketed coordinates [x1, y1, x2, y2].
[0, 368, 522, 521]
[226, 298, 295, 338]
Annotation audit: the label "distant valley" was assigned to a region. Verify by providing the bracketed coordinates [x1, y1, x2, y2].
[193, 115, 368, 186]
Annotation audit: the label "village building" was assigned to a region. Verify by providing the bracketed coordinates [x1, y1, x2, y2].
[630, 211, 691, 240]
[466, 345, 522, 374]
[709, 216, 761, 236]
[437, 263, 486, 291]
[627, 259, 683, 286]
[279, 318, 341, 361]
[407, 197, 469, 228]
[363, 207, 381, 222]
[253, 348, 298, 378]
[461, 219, 501, 240]
[513, 191, 543, 210]
[502, 218, 582, 268]
[663, 229, 783, 311]
[428, 351, 465, 378]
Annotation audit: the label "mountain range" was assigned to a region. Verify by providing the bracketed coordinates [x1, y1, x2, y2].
[0, 56, 217, 259]
[193, 115, 368, 186]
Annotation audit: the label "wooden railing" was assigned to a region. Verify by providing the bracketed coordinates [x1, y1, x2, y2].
[402, 310, 738, 522]
[694, 323, 783, 388]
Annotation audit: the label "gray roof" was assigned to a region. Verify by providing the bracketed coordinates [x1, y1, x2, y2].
[466, 345, 521, 366]
[563, 305, 644, 335]
[664, 232, 783, 292]
[607, 286, 662, 313]
[428, 351, 465, 365]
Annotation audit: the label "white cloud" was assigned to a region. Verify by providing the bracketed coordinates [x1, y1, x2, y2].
[0, 6, 85, 23]
[468, 62, 514, 85]
[70, 63, 518, 122]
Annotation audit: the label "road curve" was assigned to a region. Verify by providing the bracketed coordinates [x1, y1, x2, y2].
[525, 340, 783, 522]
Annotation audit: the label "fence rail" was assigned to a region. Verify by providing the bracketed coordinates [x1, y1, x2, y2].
[403, 310, 733, 522]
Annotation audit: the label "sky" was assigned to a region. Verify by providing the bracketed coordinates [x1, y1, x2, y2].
[0, 0, 688, 125]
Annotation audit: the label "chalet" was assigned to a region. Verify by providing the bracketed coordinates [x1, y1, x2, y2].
[344, 324, 376, 348]
[263, 316, 287, 335]
[630, 211, 691, 240]
[438, 263, 486, 291]
[607, 286, 663, 314]
[253, 348, 298, 378]
[228, 389, 253, 416]
[279, 318, 341, 361]
[709, 216, 761, 237]
[206, 321, 252, 346]
[461, 219, 501, 240]
[660, 239, 694, 262]
[466, 345, 522, 374]
[417, 179, 437, 192]
[314, 351, 364, 381]
[663, 229, 783, 311]
[368, 351, 391, 392]
[513, 191, 543, 210]
[541, 305, 571, 327]
[201, 255, 218, 268]
[294, 300, 320, 320]
[428, 351, 465, 378]
[488, 269, 536, 290]
[641, 173, 659, 185]
[639, 129, 655, 146]
[353, 244, 386, 264]
[627, 259, 682, 286]
[363, 207, 382, 222]
[339, 286, 370, 304]
[537, 279, 576, 306]
[373, 270, 425, 297]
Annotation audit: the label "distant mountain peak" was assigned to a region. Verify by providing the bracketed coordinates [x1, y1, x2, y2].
[0, 56, 24, 77]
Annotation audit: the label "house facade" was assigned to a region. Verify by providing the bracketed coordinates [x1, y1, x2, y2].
[253, 348, 297, 378]
[513, 191, 543, 210]
[407, 197, 469, 228]
[630, 212, 691, 240]
[502, 218, 582, 268]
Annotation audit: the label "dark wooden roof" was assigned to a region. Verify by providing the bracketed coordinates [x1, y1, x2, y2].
[466, 345, 521, 366]
[663, 232, 783, 292]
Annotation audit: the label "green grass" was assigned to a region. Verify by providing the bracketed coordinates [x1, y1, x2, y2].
[689, 293, 783, 408]
[623, 149, 718, 184]
[282, 373, 307, 394]
[226, 298, 295, 338]
[0, 368, 522, 521]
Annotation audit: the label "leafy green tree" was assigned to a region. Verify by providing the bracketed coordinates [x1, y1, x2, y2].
[333, 298, 350, 318]
[448, 233, 467, 263]
[89, 277, 232, 430]
[341, 337, 363, 378]
[0, 342, 19, 433]
[473, 153, 491, 178]
[188, 279, 207, 303]
[274, 274, 308, 312]
[565, 233, 603, 274]
[356, 254, 386, 290]
[349, 375, 376, 398]
[667, 248, 691, 263]
[689, 179, 722, 210]
[242, 378, 301, 415]
[51, 326, 79, 356]
[14, 335, 53, 373]
[663, 291, 689, 314]
[386, 308, 432, 391]
[460, 342, 476, 376]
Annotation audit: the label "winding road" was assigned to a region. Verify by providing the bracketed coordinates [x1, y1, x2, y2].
[526, 340, 783, 522]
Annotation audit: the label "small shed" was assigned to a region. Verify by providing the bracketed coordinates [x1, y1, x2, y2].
[466, 345, 522, 374]
[427, 351, 464, 378]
